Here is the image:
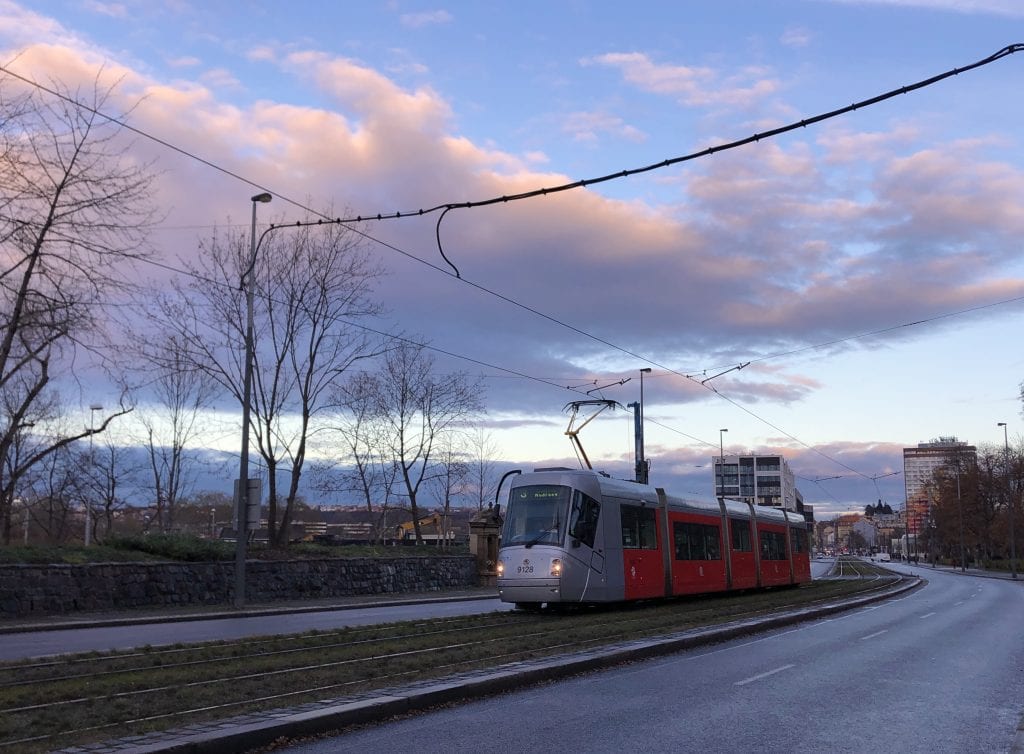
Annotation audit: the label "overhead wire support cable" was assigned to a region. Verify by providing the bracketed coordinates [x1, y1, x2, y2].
[3, 42, 1021, 270]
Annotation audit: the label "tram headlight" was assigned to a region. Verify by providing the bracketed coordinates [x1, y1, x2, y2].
[550, 558, 562, 577]
[496, 561, 504, 577]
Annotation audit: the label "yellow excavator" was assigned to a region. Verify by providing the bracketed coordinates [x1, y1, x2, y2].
[394, 513, 442, 542]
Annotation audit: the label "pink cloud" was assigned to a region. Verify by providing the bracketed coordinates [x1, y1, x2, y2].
[584, 51, 779, 109]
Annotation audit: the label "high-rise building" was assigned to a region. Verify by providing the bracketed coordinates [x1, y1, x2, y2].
[902, 437, 976, 539]
[712, 453, 804, 512]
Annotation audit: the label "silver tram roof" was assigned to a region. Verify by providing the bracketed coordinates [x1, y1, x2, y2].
[513, 468, 805, 528]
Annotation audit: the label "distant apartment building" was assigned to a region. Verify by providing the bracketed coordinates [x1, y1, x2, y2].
[902, 437, 976, 537]
[712, 453, 805, 513]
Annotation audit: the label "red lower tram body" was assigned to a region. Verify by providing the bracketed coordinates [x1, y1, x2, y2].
[497, 469, 811, 608]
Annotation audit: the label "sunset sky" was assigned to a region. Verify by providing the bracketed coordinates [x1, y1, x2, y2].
[4, 0, 1024, 514]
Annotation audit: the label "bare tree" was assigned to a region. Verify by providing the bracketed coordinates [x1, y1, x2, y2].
[364, 342, 484, 543]
[135, 335, 221, 532]
[429, 437, 469, 549]
[19, 444, 84, 545]
[157, 218, 382, 547]
[81, 437, 142, 543]
[321, 372, 402, 542]
[466, 427, 501, 511]
[0, 75, 155, 542]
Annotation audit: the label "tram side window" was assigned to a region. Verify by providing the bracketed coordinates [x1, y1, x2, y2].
[673, 521, 721, 560]
[569, 491, 601, 548]
[760, 530, 788, 561]
[791, 529, 808, 554]
[730, 519, 752, 552]
[621, 505, 658, 550]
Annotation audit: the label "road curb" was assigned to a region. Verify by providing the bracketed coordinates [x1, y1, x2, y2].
[80, 577, 920, 754]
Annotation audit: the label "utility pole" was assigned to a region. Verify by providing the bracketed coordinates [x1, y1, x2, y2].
[633, 367, 652, 484]
[998, 422, 1016, 579]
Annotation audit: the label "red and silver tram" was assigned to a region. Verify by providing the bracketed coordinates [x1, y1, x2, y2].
[496, 468, 811, 609]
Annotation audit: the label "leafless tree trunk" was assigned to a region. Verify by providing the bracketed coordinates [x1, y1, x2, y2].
[0, 75, 155, 542]
[156, 217, 382, 548]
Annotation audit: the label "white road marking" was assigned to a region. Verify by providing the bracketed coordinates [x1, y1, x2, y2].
[919, 611, 936, 619]
[735, 664, 795, 686]
[954, 601, 964, 606]
[860, 630, 888, 641]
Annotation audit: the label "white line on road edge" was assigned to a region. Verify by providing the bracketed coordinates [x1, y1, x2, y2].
[919, 612, 936, 619]
[735, 664, 795, 686]
[859, 630, 888, 641]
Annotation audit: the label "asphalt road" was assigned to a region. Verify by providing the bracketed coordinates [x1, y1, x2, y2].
[270, 565, 1024, 754]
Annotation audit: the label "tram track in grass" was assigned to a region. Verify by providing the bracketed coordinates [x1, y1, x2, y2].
[0, 565, 906, 753]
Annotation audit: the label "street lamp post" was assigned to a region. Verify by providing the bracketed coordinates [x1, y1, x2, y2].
[998, 422, 1016, 579]
[235, 192, 272, 608]
[955, 460, 966, 573]
[718, 428, 728, 498]
[84, 403, 102, 546]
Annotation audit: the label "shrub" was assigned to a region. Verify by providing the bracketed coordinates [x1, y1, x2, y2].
[103, 534, 233, 562]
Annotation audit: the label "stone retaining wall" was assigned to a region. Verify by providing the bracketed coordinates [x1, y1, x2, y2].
[0, 556, 478, 618]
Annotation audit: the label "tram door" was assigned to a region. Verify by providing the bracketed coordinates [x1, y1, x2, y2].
[619, 502, 663, 600]
[563, 490, 604, 601]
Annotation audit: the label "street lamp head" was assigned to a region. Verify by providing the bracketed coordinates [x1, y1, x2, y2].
[640, 367, 652, 374]
[251, 192, 273, 204]
[998, 422, 1007, 428]
[89, 403, 103, 411]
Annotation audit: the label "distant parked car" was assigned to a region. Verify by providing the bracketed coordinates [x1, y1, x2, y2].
[875, 551, 891, 562]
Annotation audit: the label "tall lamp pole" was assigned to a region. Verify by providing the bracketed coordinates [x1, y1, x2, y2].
[998, 422, 1016, 579]
[955, 458, 966, 573]
[718, 428, 728, 498]
[235, 192, 272, 608]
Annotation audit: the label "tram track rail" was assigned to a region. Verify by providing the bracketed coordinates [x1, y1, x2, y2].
[0, 563, 906, 752]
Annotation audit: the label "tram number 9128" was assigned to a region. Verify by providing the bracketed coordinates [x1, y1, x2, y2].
[516, 564, 534, 574]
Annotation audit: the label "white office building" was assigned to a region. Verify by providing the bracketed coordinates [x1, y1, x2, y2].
[712, 453, 805, 513]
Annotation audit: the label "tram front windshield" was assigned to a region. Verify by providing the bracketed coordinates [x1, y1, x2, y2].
[503, 485, 569, 547]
